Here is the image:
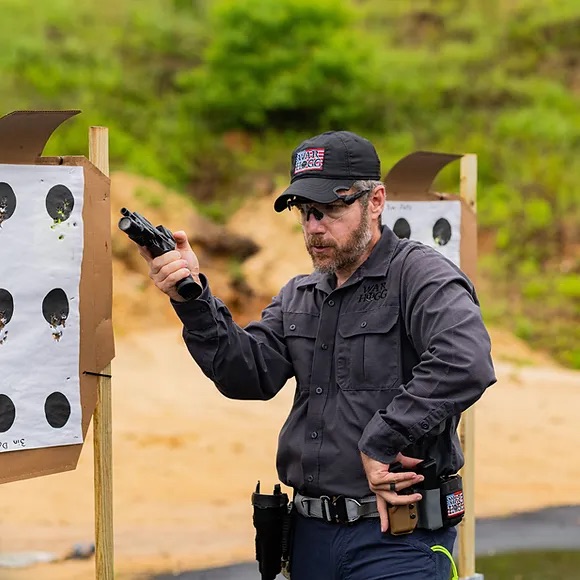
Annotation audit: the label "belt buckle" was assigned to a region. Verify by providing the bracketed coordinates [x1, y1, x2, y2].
[320, 495, 361, 524]
[320, 495, 333, 523]
[344, 496, 362, 523]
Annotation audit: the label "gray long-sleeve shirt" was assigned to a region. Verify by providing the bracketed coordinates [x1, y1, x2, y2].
[173, 226, 496, 498]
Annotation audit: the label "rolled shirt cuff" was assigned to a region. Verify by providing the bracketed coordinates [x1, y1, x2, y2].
[171, 273, 217, 335]
[358, 411, 409, 465]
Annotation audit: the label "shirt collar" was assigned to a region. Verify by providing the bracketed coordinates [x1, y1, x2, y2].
[359, 226, 401, 279]
[295, 271, 333, 294]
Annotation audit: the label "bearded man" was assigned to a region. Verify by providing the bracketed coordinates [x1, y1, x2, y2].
[136, 131, 496, 579]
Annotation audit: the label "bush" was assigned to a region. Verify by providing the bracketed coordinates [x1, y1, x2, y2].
[179, 0, 386, 132]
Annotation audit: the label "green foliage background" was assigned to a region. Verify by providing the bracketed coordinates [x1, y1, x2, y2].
[1, 0, 578, 366]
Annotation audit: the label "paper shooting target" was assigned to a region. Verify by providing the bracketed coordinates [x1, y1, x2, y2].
[0, 288, 14, 345]
[46, 184, 74, 224]
[0, 182, 17, 225]
[383, 201, 461, 266]
[0, 164, 84, 453]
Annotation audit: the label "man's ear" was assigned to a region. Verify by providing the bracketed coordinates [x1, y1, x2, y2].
[369, 185, 386, 221]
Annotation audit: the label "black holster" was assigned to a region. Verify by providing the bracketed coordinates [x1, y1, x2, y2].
[251, 482, 293, 580]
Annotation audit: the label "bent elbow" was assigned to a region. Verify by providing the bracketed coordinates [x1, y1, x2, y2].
[469, 346, 497, 395]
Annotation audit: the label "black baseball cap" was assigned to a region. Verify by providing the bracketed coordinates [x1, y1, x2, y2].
[274, 131, 381, 212]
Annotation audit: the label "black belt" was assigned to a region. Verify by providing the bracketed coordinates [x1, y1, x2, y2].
[294, 493, 378, 524]
[294, 473, 465, 529]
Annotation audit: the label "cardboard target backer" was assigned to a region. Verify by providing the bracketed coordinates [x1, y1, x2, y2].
[0, 111, 114, 484]
[382, 151, 477, 280]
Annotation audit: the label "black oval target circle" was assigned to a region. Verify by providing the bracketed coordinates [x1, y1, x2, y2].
[45, 184, 74, 223]
[433, 218, 452, 246]
[0, 182, 17, 223]
[0, 289, 14, 326]
[393, 217, 411, 239]
[0, 394, 16, 432]
[45, 392, 71, 428]
[42, 288, 69, 326]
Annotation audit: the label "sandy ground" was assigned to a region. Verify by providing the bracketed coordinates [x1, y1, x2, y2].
[0, 322, 578, 580]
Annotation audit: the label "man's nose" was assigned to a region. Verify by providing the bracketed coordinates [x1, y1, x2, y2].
[304, 212, 326, 234]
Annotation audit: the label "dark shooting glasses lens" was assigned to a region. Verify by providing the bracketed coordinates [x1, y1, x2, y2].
[287, 189, 371, 224]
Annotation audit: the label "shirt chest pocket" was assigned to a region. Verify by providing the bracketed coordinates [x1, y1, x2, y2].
[283, 312, 319, 389]
[336, 306, 400, 390]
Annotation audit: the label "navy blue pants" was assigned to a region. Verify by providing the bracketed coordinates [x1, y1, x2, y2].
[290, 514, 456, 580]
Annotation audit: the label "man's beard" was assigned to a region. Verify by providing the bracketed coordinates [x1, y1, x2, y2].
[305, 209, 373, 275]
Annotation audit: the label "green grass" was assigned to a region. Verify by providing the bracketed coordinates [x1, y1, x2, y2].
[476, 550, 580, 580]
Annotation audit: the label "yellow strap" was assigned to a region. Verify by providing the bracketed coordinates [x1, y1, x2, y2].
[430, 544, 459, 580]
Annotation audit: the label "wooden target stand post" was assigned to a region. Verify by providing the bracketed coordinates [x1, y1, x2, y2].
[381, 151, 482, 580]
[0, 110, 115, 579]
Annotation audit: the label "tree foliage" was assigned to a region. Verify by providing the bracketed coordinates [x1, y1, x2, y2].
[180, 0, 385, 132]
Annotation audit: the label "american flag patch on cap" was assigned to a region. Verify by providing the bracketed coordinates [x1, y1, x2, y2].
[294, 148, 325, 174]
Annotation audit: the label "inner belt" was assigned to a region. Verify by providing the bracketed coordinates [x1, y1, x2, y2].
[294, 493, 378, 524]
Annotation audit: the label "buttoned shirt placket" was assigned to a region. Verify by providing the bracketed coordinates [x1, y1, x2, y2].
[301, 272, 365, 494]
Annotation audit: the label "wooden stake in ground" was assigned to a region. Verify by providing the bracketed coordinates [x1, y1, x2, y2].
[89, 126, 114, 580]
[457, 153, 483, 580]
[383, 151, 484, 578]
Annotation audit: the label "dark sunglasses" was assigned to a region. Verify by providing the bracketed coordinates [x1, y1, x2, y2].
[287, 189, 371, 222]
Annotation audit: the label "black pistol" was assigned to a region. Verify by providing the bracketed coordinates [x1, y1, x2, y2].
[118, 207, 203, 301]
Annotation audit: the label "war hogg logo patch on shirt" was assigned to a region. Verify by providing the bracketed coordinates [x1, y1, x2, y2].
[358, 281, 388, 303]
[294, 148, 325, 174]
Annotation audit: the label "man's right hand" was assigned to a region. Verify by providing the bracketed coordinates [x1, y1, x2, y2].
[137, 230, 201, 302]
[360, 452, 424, 533]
